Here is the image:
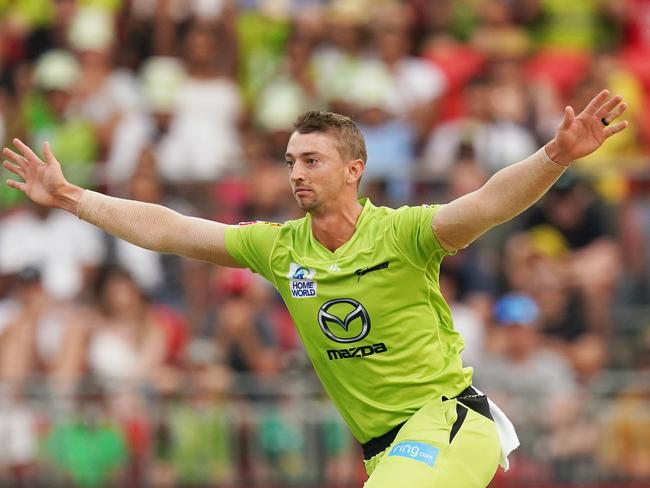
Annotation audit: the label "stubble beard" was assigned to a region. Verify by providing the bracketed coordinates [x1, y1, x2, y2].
[294, 191, 322, 214]
[295, 197, 318, 213]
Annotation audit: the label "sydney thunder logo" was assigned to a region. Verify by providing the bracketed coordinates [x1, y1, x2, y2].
[317, 298, 371, 343]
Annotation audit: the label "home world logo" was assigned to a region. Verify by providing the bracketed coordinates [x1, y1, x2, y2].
[288, 263, 317, 298]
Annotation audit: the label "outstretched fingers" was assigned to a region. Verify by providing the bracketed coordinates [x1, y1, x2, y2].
[2, 147, 28, 167]
[3, 160, 26, 179]
[583, 90, 628, 137]
[6, 178, 26, 192]
[43, 141, 59, 166]
[13, 138, 42, 164]
[596, 95, 623, 119]
[602, 102, 627, 126]
[605, 120, 629, 138]
[583, 89, 610, 116]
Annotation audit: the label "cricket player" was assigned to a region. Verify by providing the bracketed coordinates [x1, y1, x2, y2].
[3, 89, 627, 487]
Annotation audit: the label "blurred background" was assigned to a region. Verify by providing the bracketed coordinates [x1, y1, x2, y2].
[0, 0, 650, 486]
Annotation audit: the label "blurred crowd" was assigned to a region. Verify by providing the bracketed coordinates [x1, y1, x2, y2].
[1, 0, 650, 486]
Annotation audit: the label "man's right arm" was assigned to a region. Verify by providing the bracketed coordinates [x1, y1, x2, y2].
[76, 190, 241, 267]
[3, 139, 241, 267]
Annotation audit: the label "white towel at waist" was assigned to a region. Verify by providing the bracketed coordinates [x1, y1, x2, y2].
[473, 387, 520, 471]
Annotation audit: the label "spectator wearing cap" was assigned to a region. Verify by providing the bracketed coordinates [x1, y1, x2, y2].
[472, 293, 590, 473]
[21, 49, 99, 189]
[474, 294, 577, 430]
[522, 174, 621, 336]
[501, 235, 608, 383]
[0, 44, 104, 297]
[68, 7, 149, 191]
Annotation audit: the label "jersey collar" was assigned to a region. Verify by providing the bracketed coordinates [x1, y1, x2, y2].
[305, 197, 374, 259]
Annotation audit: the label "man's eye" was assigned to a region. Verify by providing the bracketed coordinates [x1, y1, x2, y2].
[307, 158, 318, 164]
[285, 160, 294, 167]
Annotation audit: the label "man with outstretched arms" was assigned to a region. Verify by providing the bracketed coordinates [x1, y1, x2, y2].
[3, 90, 627, 487]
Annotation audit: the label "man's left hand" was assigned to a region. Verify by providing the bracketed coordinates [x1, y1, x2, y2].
[545, 89, 628, 166]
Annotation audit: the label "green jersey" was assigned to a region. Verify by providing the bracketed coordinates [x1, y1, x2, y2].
[224, 198, 472, 443]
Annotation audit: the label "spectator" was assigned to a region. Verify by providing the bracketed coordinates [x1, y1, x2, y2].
[87, 266, 180, 391]
[469, 0, 532, 62]
[525, 0, 613, 53]
[106, 149, 170, 296]
[212, 268, 281, 385]
[598, 328, 650, 480]
[0, 267, 88, 395]
[354, 4, 447, 203]
[24, 0, 77, 62]
[68, 7, 149, 190]
[243, 152, 296, 221]
[373, 3, 446, 137]
[255, 401, 312, 485]
[522, 176, 622, 335]
[255, 33, 323, 143]
[436, 154, 496, 320]
[100, 55, 184, 189]
[420, 33, 485, 122]
[162, 341, 235, 486]
[423, 75, 537, 176]
[521, 0, 613, 98]
[357, 106, 417, 204]
[569, 53, 649, 181]
[312, 1, 373, 115]
[236, 0, 292, 106]
[24, 49, 99, 188]
[0, 203, 104, 299]
[156, 22, 242, 190]
[475, 293, 578, 426]
[613, 0, 650, 140]
[43, 391, 128, 487]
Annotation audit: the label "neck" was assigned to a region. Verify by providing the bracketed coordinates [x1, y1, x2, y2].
[310, 198, 364, 252]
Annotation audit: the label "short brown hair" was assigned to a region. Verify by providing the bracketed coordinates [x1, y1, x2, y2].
[293, 111, 367, 163]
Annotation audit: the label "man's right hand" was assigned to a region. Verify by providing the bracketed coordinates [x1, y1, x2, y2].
[4, 138, 240, 268]
[3, 139, 83, 214]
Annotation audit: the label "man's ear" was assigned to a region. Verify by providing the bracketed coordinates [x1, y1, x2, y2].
[347, 159, 365, 185]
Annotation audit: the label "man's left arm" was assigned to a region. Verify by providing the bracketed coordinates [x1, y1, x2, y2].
[432, 89, 628, 252]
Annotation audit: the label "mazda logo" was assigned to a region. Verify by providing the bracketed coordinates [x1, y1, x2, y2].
[318, 298, 371, 344]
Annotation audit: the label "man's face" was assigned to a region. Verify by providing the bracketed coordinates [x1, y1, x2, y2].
[285, 131, 350, 213]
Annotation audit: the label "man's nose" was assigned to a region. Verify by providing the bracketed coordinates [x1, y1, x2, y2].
[290, 161, 305, 183]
